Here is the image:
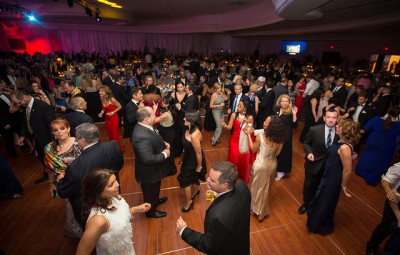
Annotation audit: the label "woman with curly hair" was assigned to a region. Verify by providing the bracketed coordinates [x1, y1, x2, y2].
[307, 117, 361, 234]
[247, 115, 287, 221]
[98, 85, 123, 152]
[77, 169, 150, 255]
[222, 99, 254, 183]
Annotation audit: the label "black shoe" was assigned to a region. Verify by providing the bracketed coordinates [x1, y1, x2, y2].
[191, 189, 200, 200]
[298, 204, 307, 215]
[181, 200, 194, 213]
[35, 175, 49, 184]
[157, 197, 168, 206]
[366, 248, 376, 255]
[146, 210, 167, 218]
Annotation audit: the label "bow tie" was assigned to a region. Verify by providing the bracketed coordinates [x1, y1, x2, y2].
[358, 104, 364, 107]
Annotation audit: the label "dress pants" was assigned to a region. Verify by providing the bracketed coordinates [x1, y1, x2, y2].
[303, 168, 324, 205]
[141, 181, 161, 214]
[211, 109, 223, 143]
[367, 199, 399, 250]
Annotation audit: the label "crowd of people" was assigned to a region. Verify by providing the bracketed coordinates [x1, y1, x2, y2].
[1, 49, 400, 255]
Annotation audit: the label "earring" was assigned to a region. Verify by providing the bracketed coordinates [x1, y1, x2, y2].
[68, 132, 70, 137]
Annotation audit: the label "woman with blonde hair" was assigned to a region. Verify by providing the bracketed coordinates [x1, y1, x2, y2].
[210, 83, 229, 146]
[98, 85, 124, 152]
[307, 117, 361, 234]
[245, 83, 259, 120]
[272, 94, 298, 181]
[82, 72, 102, 122]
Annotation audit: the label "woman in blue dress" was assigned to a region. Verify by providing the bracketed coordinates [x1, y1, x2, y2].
[307, 117, 361, 234]
[355, 106, 400, 185]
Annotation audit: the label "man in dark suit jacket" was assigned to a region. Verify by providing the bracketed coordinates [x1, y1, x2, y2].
[227, 84, 249, 115]
[57, 123, 124, 226]
[372, 86, 393, 117]
[125, 87, 144, 139]
[63, 80, 85, 102]
[346, 92, 373, 129]
[11, 89, 55, 183]
[132, 107, 171, 218]
[331, 77, 348, 108]
[177, 85, 200, 114]
[175, 70, 188, 86]
[141, 75, 161, 96]
[256, 79, 275, 129]
[176, 161, 251, 255]
[101, 70, 115, 87]
[298, 108, 339, 214]
[109, 76, 130, 126]
[64, 97, 94, 136]
[0, 83, 17, 157]
[272, 77, 289, 112]
[256, 76, 266, 102]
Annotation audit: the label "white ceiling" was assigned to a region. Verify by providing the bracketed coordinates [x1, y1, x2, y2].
[1, 0, 400, 40]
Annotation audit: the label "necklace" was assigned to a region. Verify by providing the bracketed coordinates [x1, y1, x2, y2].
[59, 138, 70, 148]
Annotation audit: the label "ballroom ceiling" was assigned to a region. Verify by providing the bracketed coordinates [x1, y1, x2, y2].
[0, 0, 400, 40]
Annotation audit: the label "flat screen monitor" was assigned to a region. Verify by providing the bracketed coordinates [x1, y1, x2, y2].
[280, 41, 307, 55]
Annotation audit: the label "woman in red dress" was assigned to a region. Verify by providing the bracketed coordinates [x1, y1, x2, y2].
[221, 99, 254, 183]
[294, 76, 306, 119]
[98, 85, 124, 152]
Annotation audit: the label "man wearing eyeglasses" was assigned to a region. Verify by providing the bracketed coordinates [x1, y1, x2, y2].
[10, 89, 55, 184]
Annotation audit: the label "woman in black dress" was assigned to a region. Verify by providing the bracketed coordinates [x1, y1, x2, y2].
[173, 83, 187, 157]
[307, 117, 361, 234]
[272, 94, 298, 181]
[300, 89, 323, 143]
[177, 111, 206, 212]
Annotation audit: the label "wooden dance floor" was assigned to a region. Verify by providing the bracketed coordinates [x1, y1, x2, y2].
[0, 120, 387, 255]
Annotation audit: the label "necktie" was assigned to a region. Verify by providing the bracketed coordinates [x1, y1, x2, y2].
[233, 95, 239, 112]
[26, 106, 33, 134]
[326, 128, 332, 150]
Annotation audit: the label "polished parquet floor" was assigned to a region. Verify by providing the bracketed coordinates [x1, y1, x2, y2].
[0, 120, 388, 255]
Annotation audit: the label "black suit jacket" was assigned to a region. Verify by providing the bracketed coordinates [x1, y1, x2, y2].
[228, 93, 249, 113]
[109, 82, 130, 107]
[373, 94, 393, 117]
[64, 111, 94, 136]
[332, 86, 348, 108]
[257, 89, 275, 128]
[348, 103, 373, 128]
[0, 94, 13, 128]
[175, 77, 188, 86]
[182, 182, 251, 255]
[57, 141, 124, 225]
[132, 124, 169, 184]
[303, 124, 339, 175]
[272, 84, 289, 111]
[181, 94, 200, 113]
[21, 99, 55, 148]
[125, 100, 139, 138]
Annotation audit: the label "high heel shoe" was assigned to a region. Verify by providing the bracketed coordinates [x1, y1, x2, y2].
[191, 189, 200, 200]
[181, 200, 194, 213]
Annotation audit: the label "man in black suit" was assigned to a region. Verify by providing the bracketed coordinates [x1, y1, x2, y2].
[101, 69, 115, 87]
[132, 107, 171, 218]
[256, 79, 275, 129]
[176, 84, 200, 114]
[372, 86, 393, 117]
[64, 97, 94, 136]
[0, 82, 17, 157]
[298, 108, 339, 214]
[272, 77, 289, 112]
[227, 84, 249, 115]
[125, 87, 144, 139]
[208, 72, 226, 91]
[346, 92, 373, 129]
[176, 161, 251, 255]
[109, 76, 130, 126]
[331, 77, 348, 108]
[175, 69, 188, 86]
[141, 75, 161, 96]
[11, 89, 55, 184]
[57, 123, 124, 226]
[256, 76, 266, 102]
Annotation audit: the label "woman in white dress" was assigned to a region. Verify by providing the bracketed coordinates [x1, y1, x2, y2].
[76, 169, 150, 255]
